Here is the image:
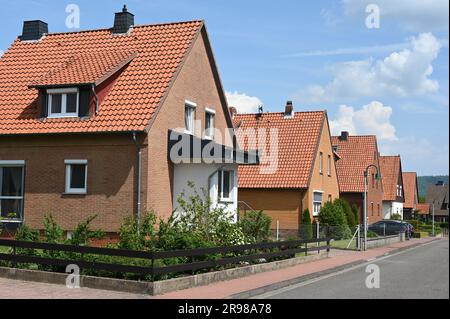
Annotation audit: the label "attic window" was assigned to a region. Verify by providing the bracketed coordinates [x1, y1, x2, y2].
[47, 88, 79, 118]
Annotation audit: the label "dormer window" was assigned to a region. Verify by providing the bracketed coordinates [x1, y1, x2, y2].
[47, 88, 79, 118]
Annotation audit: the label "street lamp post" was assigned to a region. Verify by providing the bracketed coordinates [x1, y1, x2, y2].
[363, 164, 381, 251]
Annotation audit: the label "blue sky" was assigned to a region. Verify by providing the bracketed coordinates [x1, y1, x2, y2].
[0, 0, 448, 175]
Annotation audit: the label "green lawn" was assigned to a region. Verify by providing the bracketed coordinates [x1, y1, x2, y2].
[0, 246, 10, 253]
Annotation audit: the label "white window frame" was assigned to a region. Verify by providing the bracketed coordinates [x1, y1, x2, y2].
[327, 154, 331, 176]
[312, 190, 324, 217]
[218, 170, 234, 202]
[184, 100, 197, 134]
[65, 159, 88, 194]
[205, 108, 216, 140]
[319, 152, 323, 174]
[0, 160, 25, 222]
[47, 88, 79, 118]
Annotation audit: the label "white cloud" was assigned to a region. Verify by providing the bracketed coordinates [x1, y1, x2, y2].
[379, 137, 449, 175]
[283, 42, 409, 58]
[330, 101, 397, 141]
[343, 0, 449, 32]
[225, 91, 263, 114]
[330, 101, 449, 174]
[296, 33, 442, 104]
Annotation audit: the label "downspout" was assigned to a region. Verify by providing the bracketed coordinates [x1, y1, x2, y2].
[91, 84, 99, 114]
[132, 132, 142, 230]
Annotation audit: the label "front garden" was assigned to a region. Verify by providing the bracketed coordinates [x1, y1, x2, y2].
[1, 184, 325, 281]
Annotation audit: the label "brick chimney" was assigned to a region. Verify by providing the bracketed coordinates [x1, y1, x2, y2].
[113, 5, 134, 34]
[284, 101, 294, 118]
[340, 131, 349, 141]
[20, 20, 48, 41]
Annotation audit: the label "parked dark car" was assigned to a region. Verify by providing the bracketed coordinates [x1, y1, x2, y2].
[368, 220, 414, 238]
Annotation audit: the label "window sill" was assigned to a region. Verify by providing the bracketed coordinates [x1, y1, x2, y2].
[62, 192, 87, 197]
[47, 115, 79, 119]
[0, 219, 23, 224]
[219, 198, 234, 204]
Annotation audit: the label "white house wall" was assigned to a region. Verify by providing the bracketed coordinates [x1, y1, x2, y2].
[172, 163, 238, 222]
[382, 201, 404, 220]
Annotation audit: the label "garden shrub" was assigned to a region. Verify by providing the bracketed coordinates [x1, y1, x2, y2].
[299, 209, 312, 240]
[406, 220, 420, 230]
[390, 213, 402, 221]
[238, 210, 272, 243]
[12, 224, 40, 269]
[118, 212, 158, 251]
[67, 215, 105, 246]
[333, 199, 357, 230]
[318, 201, 352, 240]
[43, 215, 63, 244]
[367, 230, 378, 238]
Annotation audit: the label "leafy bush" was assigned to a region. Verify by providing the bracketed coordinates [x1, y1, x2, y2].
[406, 220, 420, 230]
[318, 201, 351, 240]
[13, 224, 40, 269]
[43, 215, 63, 244]
[390, 213, 402, 221]
[15, 224, 39, 242]
[367, 230, 378, 238]
[299, 209, 312, 240]
[118, 212, 158, 251]
[334, 199, 357, 230]
[238, 210, 272, 243]
[68, 215, 105, 246]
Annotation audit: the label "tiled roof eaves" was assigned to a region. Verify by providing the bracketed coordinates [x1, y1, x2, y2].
[143, 22, 204, 133]
[306, 111, 326, 188]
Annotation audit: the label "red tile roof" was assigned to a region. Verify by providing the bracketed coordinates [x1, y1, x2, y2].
[233, 111, 326, 189]
[331, 135, 379, 193]
[379, 156, 402, 201]
[416, 203, 430, 215]
[0, 21, 203, 135]
[402, 172, 418, 209]
[29, 50, 137, 88]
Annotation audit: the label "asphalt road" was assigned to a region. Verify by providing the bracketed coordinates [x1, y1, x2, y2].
[254, 239, 449, 299]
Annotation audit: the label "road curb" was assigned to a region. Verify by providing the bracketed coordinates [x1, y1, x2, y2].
[228, 238, 441, 299]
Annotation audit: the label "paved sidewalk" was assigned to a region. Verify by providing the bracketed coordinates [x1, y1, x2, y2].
[0, 236, 440, 299]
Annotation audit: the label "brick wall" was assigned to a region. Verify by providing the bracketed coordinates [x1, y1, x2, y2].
[0, 134, 147, 232]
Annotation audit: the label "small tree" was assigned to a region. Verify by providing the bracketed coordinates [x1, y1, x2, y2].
[390, 213, 402, 221]
[318, 201, 352, 240]
[299, 209, 312, 240]
[334, 199, 356, 230]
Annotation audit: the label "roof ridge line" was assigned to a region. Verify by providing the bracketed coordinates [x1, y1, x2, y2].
[29, 20, 204, 37]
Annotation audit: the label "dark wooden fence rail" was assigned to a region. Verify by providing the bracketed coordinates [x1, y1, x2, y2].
[0, 237, 331, 280]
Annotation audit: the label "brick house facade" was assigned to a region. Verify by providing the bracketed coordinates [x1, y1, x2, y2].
[234, 104, 340, 235]
[331, 133, 384, 225]
[0, 8, 251, 233]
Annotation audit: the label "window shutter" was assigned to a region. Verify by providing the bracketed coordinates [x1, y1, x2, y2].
[39, 90, 48, 118]
[78, 88, 91, 117]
